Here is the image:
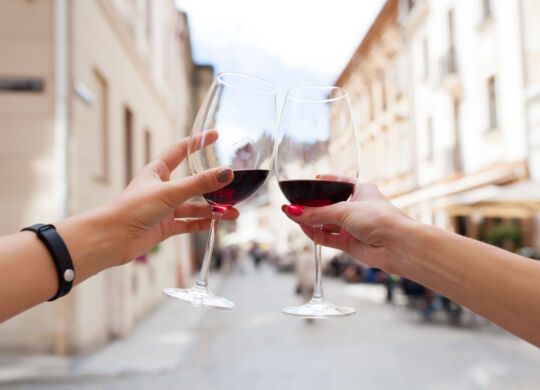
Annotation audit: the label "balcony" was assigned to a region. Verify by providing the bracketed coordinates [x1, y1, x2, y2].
[438, 48, 462, 98]
[402, 0, 428, 32]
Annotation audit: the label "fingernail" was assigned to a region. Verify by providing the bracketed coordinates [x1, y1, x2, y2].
[286, 204, 304, 217]
[216, 168, 233, 183]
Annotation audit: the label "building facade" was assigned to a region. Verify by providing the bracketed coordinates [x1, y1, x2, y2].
[0, 0, 203, 353]
[522, 0, 540, 182]
[335, 0, 540, 252]
[520, 0, 540, 250]
[335, 0, 416, 199]
[395, 0, 532, 242]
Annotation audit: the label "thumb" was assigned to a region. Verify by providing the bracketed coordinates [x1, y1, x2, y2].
[164, 167, 234, 205]
[282, 202, 350, 228]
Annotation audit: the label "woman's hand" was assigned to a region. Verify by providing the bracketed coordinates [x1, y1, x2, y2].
[282, 180, 414, 274]
[0, 131, 240, 320]
[107, 131, 238, 265]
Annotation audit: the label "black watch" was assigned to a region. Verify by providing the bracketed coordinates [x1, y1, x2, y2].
[21, 224, 75, 301]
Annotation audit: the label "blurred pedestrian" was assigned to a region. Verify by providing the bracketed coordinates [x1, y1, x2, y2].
[249, 242, 264, 270]
[295, 245, 315, 301]
[221, 245, 236, 275]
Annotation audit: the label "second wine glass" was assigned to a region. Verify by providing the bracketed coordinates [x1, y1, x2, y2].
[276, 86, 360, 318]
[162, 72, 277, 309]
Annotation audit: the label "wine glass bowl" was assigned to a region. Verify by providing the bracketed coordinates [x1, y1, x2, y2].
[162, 72, 277, 309]
[276, 85, 359, 318]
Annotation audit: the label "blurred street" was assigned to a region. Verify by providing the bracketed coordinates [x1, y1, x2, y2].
[3, 263, 540, 390]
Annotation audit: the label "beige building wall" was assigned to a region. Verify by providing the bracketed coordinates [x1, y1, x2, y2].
[0, 0, 57, 233]
[0, 0, 60, 352]
[333, 0, 536, 241]
[520, 0, 540, 252]
[522, 0, 540, 181]
[402, 0, 527, 187]
[393, 0, 531, 237]
[0, 0, 195, 353]
[335, 0, 416, 198]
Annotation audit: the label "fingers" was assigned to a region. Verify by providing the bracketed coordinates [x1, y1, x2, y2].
[169, 206, 238, 234]
[220, 207, 239, 221]
[281, 203, 349, 228]
[170, 218, 212, 235]
[189, 130, 219, 155]
[156, 130, 218, 173]
[174, 202, 239, 220]
[163, 167, 234, 206]
[297, 223, 347, 252]
[322, 224, 341, 233]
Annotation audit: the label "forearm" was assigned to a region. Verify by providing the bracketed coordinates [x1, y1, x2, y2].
[0, 206, 123, 321]
[393, 219, 540, 346]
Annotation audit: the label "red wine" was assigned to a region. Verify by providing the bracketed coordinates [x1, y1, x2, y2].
[204, 169, 269, 211]
[279, 179, 354, 207]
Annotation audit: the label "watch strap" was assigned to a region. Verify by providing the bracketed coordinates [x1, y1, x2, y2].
[21, 224, 75, 301]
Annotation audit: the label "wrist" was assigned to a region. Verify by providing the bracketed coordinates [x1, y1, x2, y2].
[54, 205, 126, 282]
[383, 213, 425, 275]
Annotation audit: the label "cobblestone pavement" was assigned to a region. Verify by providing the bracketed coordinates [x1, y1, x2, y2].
[3, 265, 540, 390]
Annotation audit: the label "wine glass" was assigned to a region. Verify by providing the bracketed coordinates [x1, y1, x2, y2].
[276, 86, 359, 318]
[162, 72, 277, 309]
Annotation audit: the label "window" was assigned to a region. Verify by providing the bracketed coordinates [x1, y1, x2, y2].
[124, 107, 134, 186]
[144, 129, 152, 165]
[93, 70, 109, 183]
[367, 138, 377, 180]
[426, 117, 434, 161]
[447, 9, 457, 74]
[487, 76, 498, 129]
[146, 0, 152, 40]
[448, 9, 455, 49]
[376, 136, 385, 178]
[394, 56, 403, 96]
[453, 99, 462, 171]
[423, 38, 429, 80]
[380, 70, 387, 112]
[482, 0, 492, 20]
[369, 84, 375, 120]
[354, 97, 365, 126]
[384, 131, 392, 177]
[398, 126, 410, 173]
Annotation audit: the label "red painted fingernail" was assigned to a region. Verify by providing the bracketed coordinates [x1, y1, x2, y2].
[286, 204, 304, 216]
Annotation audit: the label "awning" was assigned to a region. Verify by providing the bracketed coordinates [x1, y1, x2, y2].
[435, 181, 540, 218]
[391, 161, 528, 209]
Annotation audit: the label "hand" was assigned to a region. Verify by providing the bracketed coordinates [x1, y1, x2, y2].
[282, 180, 414, 274]
[107, 131, 238, 265]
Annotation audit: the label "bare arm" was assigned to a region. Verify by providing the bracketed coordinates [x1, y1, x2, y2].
[283, 182, 540, 347]
[397, 219, 540, 347]
[0, 132, 238, 321]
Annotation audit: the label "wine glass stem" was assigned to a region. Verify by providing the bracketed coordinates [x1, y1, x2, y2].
[312, 226, 324, 301]
[195, 211, 222, 289]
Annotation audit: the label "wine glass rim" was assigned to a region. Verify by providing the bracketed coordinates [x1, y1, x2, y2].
[216, 72, 277, 95]
[286, 85, 348, 103]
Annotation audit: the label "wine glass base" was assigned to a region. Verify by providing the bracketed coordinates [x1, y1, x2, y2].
[282, 298, 355, 318]
[162, 286, 235, 309]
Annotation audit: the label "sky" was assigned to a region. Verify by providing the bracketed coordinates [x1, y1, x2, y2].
[175, 0, 385, 98]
